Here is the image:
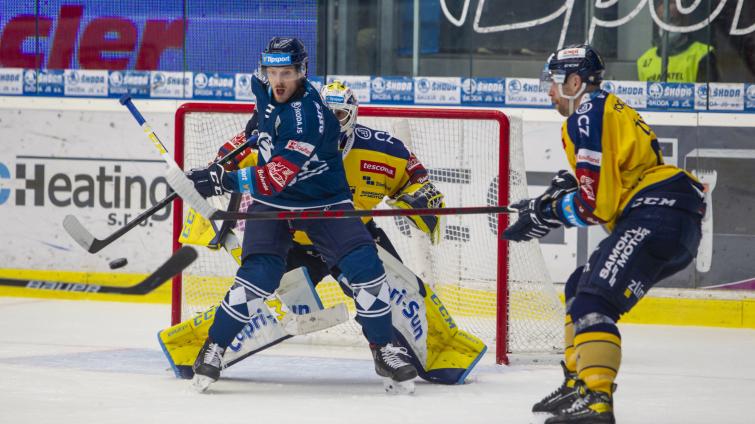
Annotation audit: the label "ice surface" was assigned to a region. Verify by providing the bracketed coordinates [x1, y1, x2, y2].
[0, 297, 753, 424]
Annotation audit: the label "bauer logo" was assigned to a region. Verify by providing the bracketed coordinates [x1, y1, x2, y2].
[413, 77, 461, 105]
[647, 82, 693, 110]
[706, 83, 744, 111]
[505, 78, 550, 106]
[370, 76, 413, 104]
[603, 80, 646, 109]
[193, 72, 234, 99]
[150, 71, 192, 98]
[24, 69, 64, 96]
[462, 77, 504, 106]
[235, 73, 255, 101]
[108, 71, 149, 98]
[327, 75, 370, 103]
[0, 68, 23, 95]
[64, 70, 107, 97]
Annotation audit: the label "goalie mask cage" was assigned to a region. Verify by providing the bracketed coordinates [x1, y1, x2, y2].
[173, 102, 563, 364]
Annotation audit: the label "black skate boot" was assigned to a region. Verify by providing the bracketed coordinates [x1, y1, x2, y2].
[370, 343, 418, 394]
[191, 338, 225, 393]
[545, 383, 616, 424]
[532, 361, 580, 418]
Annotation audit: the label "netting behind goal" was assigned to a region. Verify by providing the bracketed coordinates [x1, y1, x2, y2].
[173, 103, 563, 364]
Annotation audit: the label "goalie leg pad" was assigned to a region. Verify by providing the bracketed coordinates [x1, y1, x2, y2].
[376, 246, 487, 385]
[158, 266, 326, 379]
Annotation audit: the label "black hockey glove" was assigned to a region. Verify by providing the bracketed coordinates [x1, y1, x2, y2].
[186, 163, 236, 198]
[503, 170, 578, 242]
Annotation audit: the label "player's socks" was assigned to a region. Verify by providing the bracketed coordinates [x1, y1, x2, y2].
[192, 338, 225, 393]
[370, 342, 418, 394]
[574, 331, 621, 395]
[532, 361, 580, 416]
[544, 383, 615, 424]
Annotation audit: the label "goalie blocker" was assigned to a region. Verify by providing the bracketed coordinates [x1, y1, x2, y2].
[159, 241, 486, 385]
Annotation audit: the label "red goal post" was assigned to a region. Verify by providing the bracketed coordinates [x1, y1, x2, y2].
[172, 102, 563, 365]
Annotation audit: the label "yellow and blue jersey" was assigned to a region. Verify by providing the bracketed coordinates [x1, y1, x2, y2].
[559, 90, 699, 231]
[342, 124, 428, 217]
[292, 124, 428, 245]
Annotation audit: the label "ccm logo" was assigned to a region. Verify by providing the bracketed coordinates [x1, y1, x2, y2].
[360, 161, 395, 178]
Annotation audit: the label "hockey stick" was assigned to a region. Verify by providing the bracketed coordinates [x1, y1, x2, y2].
[0, 246, 197, 295]
[119, 95, 518, 223]
[63, 136, 254, 254]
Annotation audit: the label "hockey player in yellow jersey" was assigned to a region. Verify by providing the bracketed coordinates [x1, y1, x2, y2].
[504, 45, 705, 423]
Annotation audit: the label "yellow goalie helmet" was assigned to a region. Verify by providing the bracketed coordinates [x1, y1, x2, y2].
[320, 80, 359, 140]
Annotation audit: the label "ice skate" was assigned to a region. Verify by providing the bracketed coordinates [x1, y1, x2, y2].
[532, 361, 580, 420]
[545, 383, 615, 424]
[191, 338, 225, 393]
[370, 343, 418, 395]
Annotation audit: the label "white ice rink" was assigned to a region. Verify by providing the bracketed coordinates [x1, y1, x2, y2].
[1, 297, 753, 424]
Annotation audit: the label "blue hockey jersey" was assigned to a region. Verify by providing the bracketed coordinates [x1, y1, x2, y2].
[234, 76, 351, 209]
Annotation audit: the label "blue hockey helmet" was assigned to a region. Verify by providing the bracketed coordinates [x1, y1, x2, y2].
[541, 44, 605, 88]
[260, 37, 308, 76]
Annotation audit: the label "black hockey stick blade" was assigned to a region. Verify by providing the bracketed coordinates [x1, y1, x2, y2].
[0, 246, 197, 295]
[63, 193, 176, 254]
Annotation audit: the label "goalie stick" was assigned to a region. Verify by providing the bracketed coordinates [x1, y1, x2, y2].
[0, 246, 197, 295]
[63, 136, 254, 254]
[119, 95, 517, 223]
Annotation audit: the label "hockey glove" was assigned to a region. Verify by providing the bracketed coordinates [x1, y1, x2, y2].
[503, 170, 578, 242]
[186, 163, 236, 198]
[215, 133, 259, 171]
[388, 182, 445, 244]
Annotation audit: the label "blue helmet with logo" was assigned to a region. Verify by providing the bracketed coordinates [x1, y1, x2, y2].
[260, 37, 308, 75]
[541, 44, 605, 87]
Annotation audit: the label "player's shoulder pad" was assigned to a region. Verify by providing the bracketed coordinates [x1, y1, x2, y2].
[251, 76, 269, 104]
[352, 124, 411, 159]
[565, 90, 608, 150]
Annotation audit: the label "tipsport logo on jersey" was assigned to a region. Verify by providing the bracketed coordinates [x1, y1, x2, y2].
[370, 77, 413, 104]
[504, 78, 551, 106]
[461, 78, 505, 106]
[414, 77, 461, 105]
[646, 82, 694, 110]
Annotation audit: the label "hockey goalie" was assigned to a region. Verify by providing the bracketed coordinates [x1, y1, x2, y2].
[158, 81, 487, 389]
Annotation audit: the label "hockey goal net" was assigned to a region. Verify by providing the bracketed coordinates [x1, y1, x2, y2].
[172, 102, 563, 364]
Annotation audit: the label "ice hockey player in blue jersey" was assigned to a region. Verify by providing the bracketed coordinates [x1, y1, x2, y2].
[185, 37, 417, 393]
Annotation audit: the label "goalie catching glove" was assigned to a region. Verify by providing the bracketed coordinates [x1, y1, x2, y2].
[504, 170, 578, 242]
[387, 182, 445, 244]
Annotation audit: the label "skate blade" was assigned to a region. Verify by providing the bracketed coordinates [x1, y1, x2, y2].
[382, 377, 415, 395]
[191, 374, 216, 393]
[530, 413, 552, 424]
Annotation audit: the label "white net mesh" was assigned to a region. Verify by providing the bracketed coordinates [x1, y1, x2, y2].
[176, 104, 563, 356]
